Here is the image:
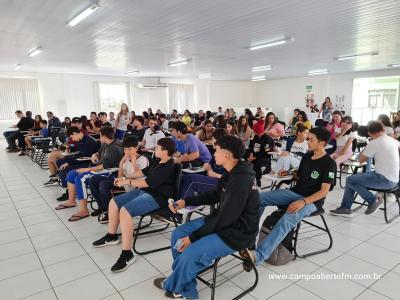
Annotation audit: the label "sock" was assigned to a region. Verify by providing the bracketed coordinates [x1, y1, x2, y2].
[108, 233, 118, 239]
[122, 249, 133, 257]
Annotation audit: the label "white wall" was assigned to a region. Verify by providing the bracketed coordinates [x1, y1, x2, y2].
[254, 69, 400, 123]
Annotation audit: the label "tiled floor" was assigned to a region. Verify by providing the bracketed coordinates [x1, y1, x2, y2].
[0, 142, 399, 300]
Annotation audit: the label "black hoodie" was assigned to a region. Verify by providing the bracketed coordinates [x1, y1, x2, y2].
[185, 161, 260, 251]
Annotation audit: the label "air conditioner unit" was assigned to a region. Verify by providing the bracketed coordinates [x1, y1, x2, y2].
[136, 77, 167, 88]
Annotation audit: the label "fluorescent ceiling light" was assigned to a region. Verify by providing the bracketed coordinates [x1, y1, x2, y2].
[127, 70, 140, 75]
[15, 64, 22, 70]
[28, 47, 42, 57]
[307, 69, 328, 75]
[168, 58, 191, 67]
[388, 64, 400, 68]
[252, 65, 272, 72]
[198, 74, 212, 79]
[67, 3, 100, 27]
[251, 75, 266, 82]
[335, 51, 378, 61]
[249, 37, 292, 51]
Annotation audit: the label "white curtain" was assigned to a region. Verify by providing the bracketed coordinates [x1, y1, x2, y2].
[168, 84, 194, 113]
[0, 78, 41, 120]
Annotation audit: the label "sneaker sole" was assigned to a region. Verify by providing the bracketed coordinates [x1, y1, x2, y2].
[329, 211, 353, 218]
[93, 239, 120, 248]
[111, 256, 136, 273]
[98, 219, 109, 224]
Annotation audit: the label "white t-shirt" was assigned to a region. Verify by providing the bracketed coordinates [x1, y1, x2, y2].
[142, 128, 165, 149]
[363, 135, 400, 182]
[290, 140, 308, 155]
[117, 113, 129, 131]
[336, 131, 356, 147]
[108, 119, 116, 128]
[161, 120, 169, 131]
[123, 155, 149, 191]
[385, 126, 394, 136]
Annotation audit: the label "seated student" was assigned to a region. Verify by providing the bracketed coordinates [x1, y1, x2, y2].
[55, 126, 123, 221]
[87, 111, 102, 134]
[171, 121, 212, 167]
[127, 116, 146, 141]
[98, 112, 112, 127]
[5, 110, 34, 152]
[152, 136, 260, 299]
[226, 120, 239, 137]
[295, 111, 312, 130]
[22, 120, 49, 154]
[238, 116, 252, 149]
[159, 114, 169, 131]
[246, 119, 275, 187]
[179, 128, 228, 199]
[108, 112, 116, 128]
[244, 127, 335, 265]
[195, 120, 214, 143]
[330, 116, 356, 168]
[272, 124, 309, 174]
[89, 136, 149, 223]
[330, 121, 400, 217]
[92, 138, 176, 272]
[265, 112, 285, 139]
[44, 117, 87, 186]
[141, 116, 165, 151]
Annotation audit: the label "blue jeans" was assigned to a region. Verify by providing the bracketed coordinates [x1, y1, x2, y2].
[114, 189, 159, 216]
[89, 175, 115, 212]
[165, 218, 234, 299]
[340, 172, 398, 209]
[115, 129, 125, 140]
[255, 189, 317, 264]
[179, 174, 219, 199]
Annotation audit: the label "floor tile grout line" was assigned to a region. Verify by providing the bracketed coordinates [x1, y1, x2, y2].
[8, 154, 126, 299]
[0, 171, 59, 300]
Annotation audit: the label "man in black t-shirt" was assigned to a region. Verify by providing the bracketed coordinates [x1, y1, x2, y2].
[92, 138, 176, 272]
[98, 112, 112, 127]
[246, 119, 275, 187]
[249, 127, 336, 265]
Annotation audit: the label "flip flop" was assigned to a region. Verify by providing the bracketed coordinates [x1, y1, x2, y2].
[68, 214, 89, 222]
[55, 204, 76, 210]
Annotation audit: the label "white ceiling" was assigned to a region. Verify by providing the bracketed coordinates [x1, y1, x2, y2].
[0, 0, 400, 80]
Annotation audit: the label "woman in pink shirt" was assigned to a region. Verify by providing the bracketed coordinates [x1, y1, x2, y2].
[264, 112, 285, 139]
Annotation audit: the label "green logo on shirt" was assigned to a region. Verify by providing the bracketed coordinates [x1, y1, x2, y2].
[311, 171, 320, 179]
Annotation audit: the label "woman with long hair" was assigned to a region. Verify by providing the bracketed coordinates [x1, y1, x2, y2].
[33, 114, 43, 131]
[195, 120, 214, 143]
[295, 111, 312, 130]
[265, 112, 284, 139]
[62, 117, 72, 130]
[330, 116, 356, 168]
[237, 115, 252, 148]
[226, 120, 239, 136]
[115, 103, 130, 140]
[320, 97, 333, 121]
[244, 109, 255, 128]
[214, 115, 227, 129]
[81, 115, 88, 132]
[181, 109, 192, 127]
[378, 114, 395, 138]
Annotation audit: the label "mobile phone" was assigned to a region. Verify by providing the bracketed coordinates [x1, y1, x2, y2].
[174, 239, 184, 250]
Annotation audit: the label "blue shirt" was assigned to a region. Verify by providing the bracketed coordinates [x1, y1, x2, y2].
[40, 127, 49, 138]
[183, 134, 212, 163]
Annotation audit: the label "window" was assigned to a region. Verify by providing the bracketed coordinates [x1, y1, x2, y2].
[0, 78, 41, 120]
[97, 82, 130, 113]
[352, 76, 400, 125]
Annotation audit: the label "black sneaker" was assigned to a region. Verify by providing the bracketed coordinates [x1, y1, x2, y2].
[56, 191, 68, 201]
[330, 207, 352, 217]
[365, 196, 383, 215]
[44, 178, 58, 186]
[153, 277, 166, 290]
[92, 233, 120, 248]
[165, 292, 183, 299]
[111, 251, 135, 272]
[98, 212, 109, 224]
[49, 174, 57, 179]
[90, 210, 102, 217]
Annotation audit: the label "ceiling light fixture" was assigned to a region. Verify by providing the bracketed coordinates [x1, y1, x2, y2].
[251, 65, 272, 72]
[28, 47, 42, 57]
[249, 37, 292, 51]
[168, 58, 191, 67]
[127, 70, 140, 75]
[198, 74, 212, 79]
[251, 76, 266, 82]
[388, 64, 400, 68]
[335, 51, 378, 61]
[307, 69, 329, 75]
[15, 64, 22, 70]
[67, 2, 100, 27]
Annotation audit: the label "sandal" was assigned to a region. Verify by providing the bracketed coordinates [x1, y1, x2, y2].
[68, 214, 89, 222]
[55, 204, 76, 210]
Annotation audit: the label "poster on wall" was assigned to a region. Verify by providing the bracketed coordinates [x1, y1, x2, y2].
[334, 95, 345, 113]
[305, 85, 315, 110]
